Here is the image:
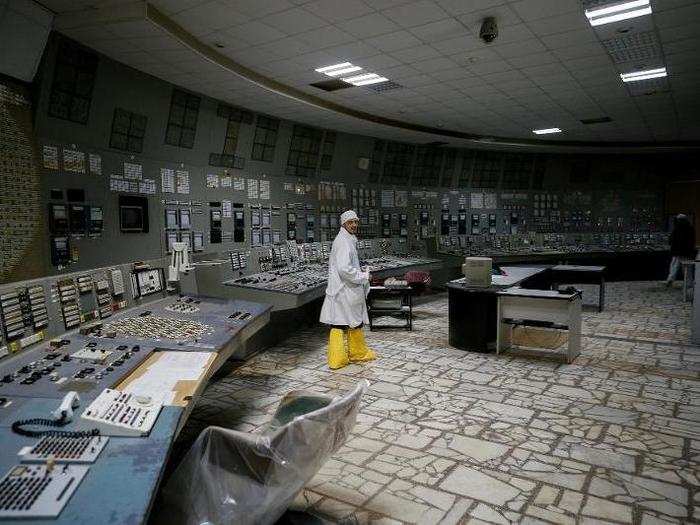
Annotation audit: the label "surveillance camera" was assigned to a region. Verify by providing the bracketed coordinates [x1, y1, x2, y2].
[480, 17, 498, 43]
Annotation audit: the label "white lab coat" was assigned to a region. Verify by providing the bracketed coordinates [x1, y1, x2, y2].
[319, 227, 369, 328]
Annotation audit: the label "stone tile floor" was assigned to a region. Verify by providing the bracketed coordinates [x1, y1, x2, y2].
[173, 282, 700, 524]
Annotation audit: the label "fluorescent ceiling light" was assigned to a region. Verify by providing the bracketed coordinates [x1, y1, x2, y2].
[585, 0, 651, 26]
[352, 76, 389, 86]
[342, 73, 382, 83]
[324, 65, 362, 76]
[315, 62, 354, 73]
[532, 128, 562, 135]
[316, 64, 391, 87]
[620, 67, 667, 82]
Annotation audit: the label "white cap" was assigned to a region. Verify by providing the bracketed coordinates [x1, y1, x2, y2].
[340, 210, 359, 225]
[677, 213, 687, 220]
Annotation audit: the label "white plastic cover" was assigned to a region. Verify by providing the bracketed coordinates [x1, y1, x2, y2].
[160, 380, 368, 525]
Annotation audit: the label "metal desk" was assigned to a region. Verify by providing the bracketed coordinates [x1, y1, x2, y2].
[551, 264, 606, 311]
[446, 267, 551, 352]
[496, 288, 582, 364]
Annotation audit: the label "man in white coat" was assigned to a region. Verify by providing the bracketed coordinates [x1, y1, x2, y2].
[320, 210, 377, 369]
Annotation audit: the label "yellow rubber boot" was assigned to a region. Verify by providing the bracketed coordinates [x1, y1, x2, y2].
[348, 327, 377, 363]
[327, 328, 349, 369]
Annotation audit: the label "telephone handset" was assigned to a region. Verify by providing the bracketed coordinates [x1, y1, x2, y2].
[51, 391, 80, 422]
[12, 391, 99, 438]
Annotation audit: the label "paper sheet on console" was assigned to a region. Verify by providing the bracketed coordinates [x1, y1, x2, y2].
[121, 351, 214, 405]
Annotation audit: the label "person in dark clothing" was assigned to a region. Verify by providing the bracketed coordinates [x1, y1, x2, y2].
[666, 214, 696, 286]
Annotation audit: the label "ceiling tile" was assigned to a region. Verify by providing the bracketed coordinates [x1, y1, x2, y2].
[429, 67, 473, 81]
[430, 33, 484, 55]
[400, 74, 439, 87]
[527, 12, 588, 37]
[480, 69, 526, 84]
[509, 0, 581, 21]
[257, 37, 314, 59]
[225, 0, 295, 18]
[382, 0, 448, 28]
[225, 21, 288, 46]
[435, 0, 508, 16]
[263, 7, 328, 34]
[540, 28, 598, 49]
[505, 51, 559, 68]
[654, 2, 700, 29]
[366, 30, 424, 52]
[390, 44, 442, 63]
[380, 64, 421, 79]
[553, 42, 608, 61]
[338, 12, 401, 39]
[467, 59, 513, 75]
[411, 56, 458, 73]
[409, 17, 472, 43]
[296, 25, 355, 48]
[301, 0, 374, 23]
[493, 38, 547, 58]
[323, 40, 380, 60]
[359, 53, 403, 69]
[176, 1, 250, 31]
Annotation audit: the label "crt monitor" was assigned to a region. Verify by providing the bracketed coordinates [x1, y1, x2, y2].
[120, 206, 143, 232]
[119, 195, 149, 233]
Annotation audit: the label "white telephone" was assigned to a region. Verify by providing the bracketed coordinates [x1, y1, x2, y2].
[52, 391, 80, 422]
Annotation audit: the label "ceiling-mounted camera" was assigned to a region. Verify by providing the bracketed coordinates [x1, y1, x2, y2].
[480, 17, 498, 43]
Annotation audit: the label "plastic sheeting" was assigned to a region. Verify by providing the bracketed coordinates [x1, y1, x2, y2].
[160, 380, 368, 525]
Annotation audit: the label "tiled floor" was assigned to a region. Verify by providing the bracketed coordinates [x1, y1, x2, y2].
[174, 282, 700, 524]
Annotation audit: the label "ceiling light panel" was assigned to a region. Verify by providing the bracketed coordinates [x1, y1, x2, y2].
[532, 128, 562, 134]
[585, 0, 652, 26]
[325, 65, 362, 76]
[315, 62, 354, 73]
[620, 67, 667, 82]
[353, 76, 389, 86]
[343, 73, 381, 82]
[315, 61, 391, 87]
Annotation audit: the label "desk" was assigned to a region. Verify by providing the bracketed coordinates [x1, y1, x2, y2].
[496, 288, 582, 364]
[551, 265, 606, 311]
[446, 267, 551, 352]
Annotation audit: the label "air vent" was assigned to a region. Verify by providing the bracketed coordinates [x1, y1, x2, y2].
[309, 79, 353, 92]
[364, 81, 403, 93]
[580, 116, 613, 125]
[601, 31, 660, 64]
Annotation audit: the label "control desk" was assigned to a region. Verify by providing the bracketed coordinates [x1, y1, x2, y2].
[437, 232, 668, 258]
[183, 238, 442, 310]
[434, 232, 670, 281]
[222, 255, 441, 310]
[0, 265, 272, 524]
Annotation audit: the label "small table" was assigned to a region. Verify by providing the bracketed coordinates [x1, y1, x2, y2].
[497, 288, 582, 364]
[551, 265, 606, 312]
[367, 286, 413, 331]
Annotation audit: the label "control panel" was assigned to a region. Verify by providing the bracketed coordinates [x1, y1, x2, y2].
[0, 464, 88, 519]
[80, 388, 162, 437]
[0, 338, 153, 399]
